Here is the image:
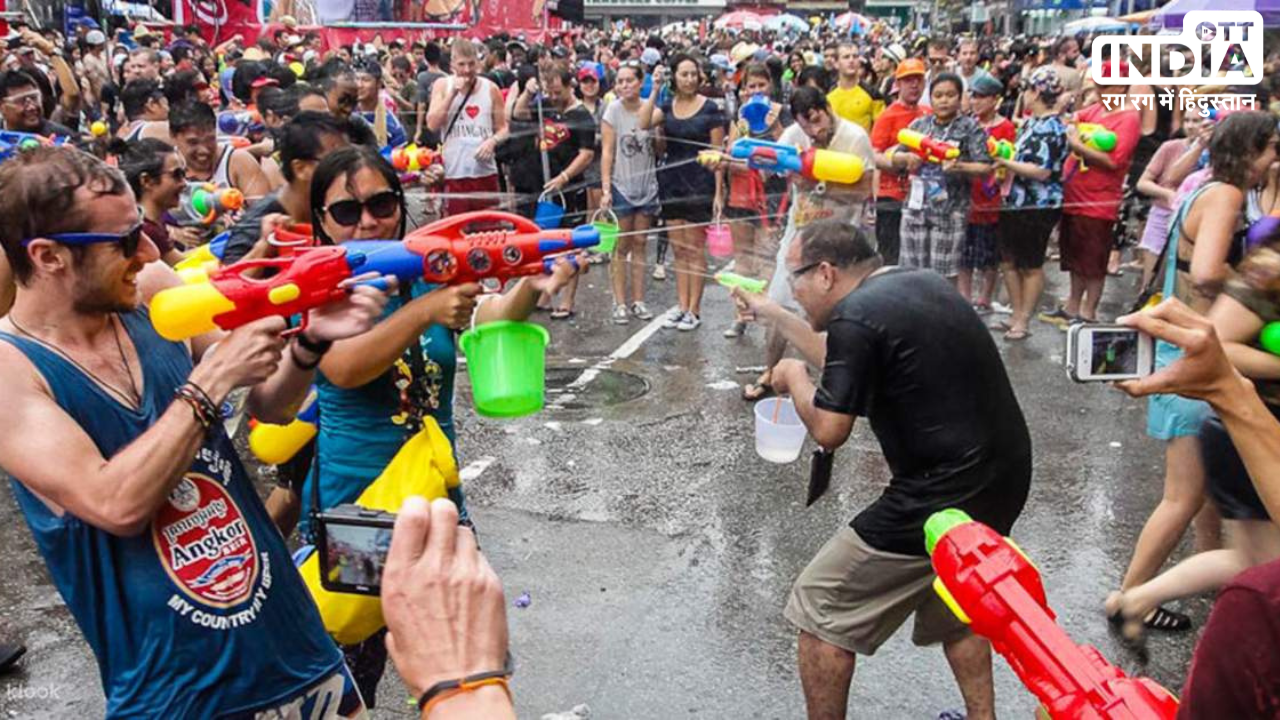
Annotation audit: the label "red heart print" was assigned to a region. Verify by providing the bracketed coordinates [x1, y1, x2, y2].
[465, 105, 479, 119]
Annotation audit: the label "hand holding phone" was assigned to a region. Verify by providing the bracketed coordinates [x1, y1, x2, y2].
[1065, 324, 1155, 383]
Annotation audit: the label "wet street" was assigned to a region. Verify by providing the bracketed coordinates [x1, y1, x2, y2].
[0, 251, 1207, 718]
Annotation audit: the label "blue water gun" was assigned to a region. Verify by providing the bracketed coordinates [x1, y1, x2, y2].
[217, 109, 264, 138]
[0, 130, 71, 163]
[725, 137, 865, 185]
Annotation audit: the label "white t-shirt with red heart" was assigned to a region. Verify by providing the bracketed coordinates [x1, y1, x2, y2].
[441, 75, 497, 180]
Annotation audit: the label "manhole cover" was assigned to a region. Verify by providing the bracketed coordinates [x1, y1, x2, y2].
[543, 366, 650, 409]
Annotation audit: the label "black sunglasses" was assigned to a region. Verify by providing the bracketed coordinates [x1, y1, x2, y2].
[23, 221, 145, 257]
[322, 190, 402, 227]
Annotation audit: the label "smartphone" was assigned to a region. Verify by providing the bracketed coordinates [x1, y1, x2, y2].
[1065, 324, 1155, 383]
[315, 504, 395, 595]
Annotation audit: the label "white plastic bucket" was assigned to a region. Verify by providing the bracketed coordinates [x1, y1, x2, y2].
[754, 397, 807, 464]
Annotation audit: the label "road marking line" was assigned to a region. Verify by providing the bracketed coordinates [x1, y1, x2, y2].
[460, 455, 496, 482]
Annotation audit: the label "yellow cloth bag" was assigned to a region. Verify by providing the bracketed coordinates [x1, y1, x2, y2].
[296, 418, 459, 645]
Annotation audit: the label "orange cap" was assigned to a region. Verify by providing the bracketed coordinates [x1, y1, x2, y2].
[895, 58, 926, 79]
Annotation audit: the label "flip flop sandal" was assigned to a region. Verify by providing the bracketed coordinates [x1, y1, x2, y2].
[0, 643, 26, 673]
[1003, 329, 1031, 341]
[550, 309, 575, 320]
[741, 382, 776, 402]
[1143, 605, 1192, 632]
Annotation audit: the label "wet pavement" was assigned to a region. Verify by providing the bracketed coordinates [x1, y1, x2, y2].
[0, 252, 1209, 719]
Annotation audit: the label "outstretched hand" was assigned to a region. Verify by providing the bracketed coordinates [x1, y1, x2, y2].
[1113, 298, 1247, 403]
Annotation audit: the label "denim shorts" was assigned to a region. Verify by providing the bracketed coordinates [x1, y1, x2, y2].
[611, 187, 659, 219]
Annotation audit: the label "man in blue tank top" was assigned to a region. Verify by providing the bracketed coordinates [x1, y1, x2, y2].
[0, 146, 389, 718]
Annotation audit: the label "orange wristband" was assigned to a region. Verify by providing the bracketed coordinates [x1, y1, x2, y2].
[421, 676, 511, 717]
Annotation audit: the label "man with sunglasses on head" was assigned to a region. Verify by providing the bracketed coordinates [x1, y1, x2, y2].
[731, 219, 1031, 720]
[0, 69, 74, 138]
[0, 145, 389, 718]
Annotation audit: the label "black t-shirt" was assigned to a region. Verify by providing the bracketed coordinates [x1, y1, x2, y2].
[220, 191, 286, 265]
[539, 102, 595, 186]
[814, 268, 1032, 556]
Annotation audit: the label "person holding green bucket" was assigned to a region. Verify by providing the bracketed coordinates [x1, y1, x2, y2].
[300, 145, 581, 705]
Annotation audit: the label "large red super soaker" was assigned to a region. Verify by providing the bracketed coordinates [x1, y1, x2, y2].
[924, 509, 1179, 720]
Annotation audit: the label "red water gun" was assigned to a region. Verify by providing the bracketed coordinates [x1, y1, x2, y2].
[403, 211, 599, 287]
[897, 128, 961, 164]
[925, 510, 1178, 720]
[150, 245, 390, 341]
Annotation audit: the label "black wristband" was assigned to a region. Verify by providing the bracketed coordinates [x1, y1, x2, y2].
[289, 343, 323, 371]
[416, 670, 510, 712]
[294, 332, 333, 357]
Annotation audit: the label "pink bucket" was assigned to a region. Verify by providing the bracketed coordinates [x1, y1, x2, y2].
[706, 221, 733, 259]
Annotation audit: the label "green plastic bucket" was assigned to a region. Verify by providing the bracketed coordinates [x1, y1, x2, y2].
[459, 321, 551, 418]
[590, 208, 619, 254]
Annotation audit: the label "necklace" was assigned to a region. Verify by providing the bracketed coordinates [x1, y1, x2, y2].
[9, 313, 142, 408]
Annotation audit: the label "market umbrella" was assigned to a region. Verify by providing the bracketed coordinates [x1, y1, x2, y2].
[715, 10, 766, 32]
[1061, 16, 1132, 34]
[833, 11, 872, 34]
[764, 14, 809, 34]
[1156, 0, 1280, 28]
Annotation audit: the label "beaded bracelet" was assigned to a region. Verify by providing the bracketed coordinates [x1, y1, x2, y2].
[175, 384, 217, 431]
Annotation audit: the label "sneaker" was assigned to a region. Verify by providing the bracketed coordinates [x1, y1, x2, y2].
[652, 264, 667, 281]
[631, 301, 654, 321]
[990, 300, 1013, 315]
[676, 312, 702, 331]
[662, 307, 684, 329]
[1038, 307, 1075, 328]
[723, 320, 747, 338]
[611, 304, 631, 325]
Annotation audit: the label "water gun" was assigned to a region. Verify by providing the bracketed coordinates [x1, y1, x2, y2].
[987, 137, 1015, 161]
[167, 183, 245, 227]
[382, 143, 440, 173]
[0, 130, 71, 163]
[715, 271, 767, 294]
[217, 109, 264, 138]
[897, 128, 960, 163]
[403, 211, 599, 286]
[149, 245, 391, 341]
[1259, 322, 1280, 356]
[248, 386, 319, 465]
[740, 93, 772, 134]
[726, 137, 865, 185]
[925, 509, 1179, 720]
[1077, 123, 1118, 153]
[1247, 209, 1280, 249]
[174, 231, 231, 278]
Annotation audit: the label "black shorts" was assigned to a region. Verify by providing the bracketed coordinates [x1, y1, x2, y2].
[998, 207, 1061, 270]
[662, 195, 714, 225]
[1202, 412, 1275, 521]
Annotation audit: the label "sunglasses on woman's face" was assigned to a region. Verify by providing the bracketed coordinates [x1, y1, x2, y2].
[322, 190, 401, 227]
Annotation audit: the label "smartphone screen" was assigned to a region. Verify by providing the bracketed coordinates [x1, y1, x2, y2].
[323, 521, 392, 593]
[1089, 329, 1141, 377]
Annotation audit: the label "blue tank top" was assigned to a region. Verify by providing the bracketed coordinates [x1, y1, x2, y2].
[0, 310, 342, 718]
[307, 280, 457, 524]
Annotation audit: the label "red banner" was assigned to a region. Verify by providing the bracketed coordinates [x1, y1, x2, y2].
[176, 0, 551, 48]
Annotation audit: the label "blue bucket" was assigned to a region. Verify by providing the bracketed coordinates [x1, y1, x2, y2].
[534, 192, 565, 230]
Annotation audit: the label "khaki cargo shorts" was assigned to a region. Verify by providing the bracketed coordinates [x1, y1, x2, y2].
[783, 526, 970, 655]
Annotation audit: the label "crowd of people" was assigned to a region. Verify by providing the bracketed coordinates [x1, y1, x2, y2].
[1, 11, 1280, 719]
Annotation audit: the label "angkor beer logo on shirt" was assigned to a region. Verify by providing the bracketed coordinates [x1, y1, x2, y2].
[153, 473, 259, 609]
[1091, 11, 1262, 86]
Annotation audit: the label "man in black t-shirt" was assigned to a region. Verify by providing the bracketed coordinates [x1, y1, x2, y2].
[733, 219, 1031, 720]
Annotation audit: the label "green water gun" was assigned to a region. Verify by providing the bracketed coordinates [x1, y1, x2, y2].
[716, 272, 767, 294]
